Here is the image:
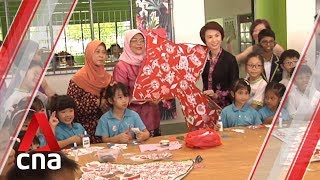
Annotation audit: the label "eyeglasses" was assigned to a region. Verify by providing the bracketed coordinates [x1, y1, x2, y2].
[283, 60, 298, 66]
[260, 40, 275, 45]
[246, 64, 263, 69]
[130, 38, 145, 44]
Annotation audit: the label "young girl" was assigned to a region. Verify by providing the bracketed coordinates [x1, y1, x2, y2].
[49, 95, 85, 148]
[221, 78, 262, 128]
[245, 52, 267, 109]
[258, 82, 290, 124]
[95, 82, 150, 143]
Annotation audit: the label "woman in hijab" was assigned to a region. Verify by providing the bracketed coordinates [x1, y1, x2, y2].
[67, 40, 112, 143]
[113, 29, 161, 137]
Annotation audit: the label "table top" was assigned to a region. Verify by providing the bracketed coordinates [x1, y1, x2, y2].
[73, 128, 268, 180]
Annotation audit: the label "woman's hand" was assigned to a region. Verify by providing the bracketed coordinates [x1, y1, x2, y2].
[99, 98, 109, 113]
[203, 90, 218, 99]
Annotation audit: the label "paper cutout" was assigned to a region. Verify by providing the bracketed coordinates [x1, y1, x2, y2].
[133, 32, 221, 130]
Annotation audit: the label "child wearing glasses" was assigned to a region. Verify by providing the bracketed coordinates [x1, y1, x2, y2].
[245, 52, 267, 109]
[95, 82, 150, 143]
[279, 49, 300, 87]
[258, 29, 283, 83]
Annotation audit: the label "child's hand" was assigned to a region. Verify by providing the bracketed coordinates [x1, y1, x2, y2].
[71, 135, 82, 145]
[247, 124, 265, 129]
[135, 131, 143, 142]
[214, 123, 221, 131]
[49, 111, 59, 129]
[118, 132, 130, 143]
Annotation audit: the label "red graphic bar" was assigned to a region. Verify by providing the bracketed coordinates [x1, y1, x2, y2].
[0, 0, 40, 89]
[249, 14, 320, 180]
[286, 101, 320, 179]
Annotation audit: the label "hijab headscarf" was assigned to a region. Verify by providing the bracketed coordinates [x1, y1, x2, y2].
[119, 29, 146, 66]
[72, 40, 112, 96]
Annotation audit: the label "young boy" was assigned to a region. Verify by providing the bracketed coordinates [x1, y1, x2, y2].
[279, 49, 300, 87]
[287, 65, 320, 118]
[6, 151, 78, 180]
[95, 83, 150, 143]
[258, 29, 283, 83]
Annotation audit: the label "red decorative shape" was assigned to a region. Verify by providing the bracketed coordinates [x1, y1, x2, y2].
[18, 113, 60, 152]
[286, 101, 320, 179]
[133, 31, 221, 130]
[0, 0, 40, 93]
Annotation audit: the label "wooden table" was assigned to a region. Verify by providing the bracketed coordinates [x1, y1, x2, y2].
[73, 128, 268, 180]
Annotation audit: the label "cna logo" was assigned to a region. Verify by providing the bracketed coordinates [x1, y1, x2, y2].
[17, 113, 61, 170]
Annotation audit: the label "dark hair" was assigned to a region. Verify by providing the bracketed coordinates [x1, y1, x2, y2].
[297, 65, 312, 76]
[199, 21, 224, 44]
[231, 78, 251, 96]
[279, 49, 300, 64]
[101, 82, 129, 107]
[7, 151, 78, 180]
[31, 96, 45, 112]
[258, 28, 275, 42]
[49, 95, 77, 113]
[6, 97, 36, 131]
[13, 131, 40, 152]
[249, 19, 271, 38]
[110, 43, 120, 49]
[265, 82, 286, 98]
[245, 52, 264, 66]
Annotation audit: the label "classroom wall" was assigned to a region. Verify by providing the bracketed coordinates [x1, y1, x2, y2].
[286, 0, 316, 53]
[204, 0, 251, 21]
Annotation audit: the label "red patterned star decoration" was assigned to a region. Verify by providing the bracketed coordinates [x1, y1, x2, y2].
[133, 31, 221, 131]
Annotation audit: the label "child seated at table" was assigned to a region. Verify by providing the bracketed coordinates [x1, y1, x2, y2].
[49, 95, 85, 148]
[6, 151, 78, 180]
[95, 82, 150, 143]
[287, 65, 320, 118]
[258, 82, 290, 124]
[221, 78, 262, 128]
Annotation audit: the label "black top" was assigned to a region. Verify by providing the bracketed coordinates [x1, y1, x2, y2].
[202, 48, 239, 108]
[262, 54, 283, 83]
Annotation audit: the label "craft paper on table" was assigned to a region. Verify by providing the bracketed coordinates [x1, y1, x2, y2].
[139, 141, 182, 152]
[80, 160, 194, 180]
[64, 146, 105, 156]
[133, 31, 221, 130]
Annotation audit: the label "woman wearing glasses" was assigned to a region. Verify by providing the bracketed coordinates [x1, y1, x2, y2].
[200, 21, 239, 108]
[113, 29, 161, 137]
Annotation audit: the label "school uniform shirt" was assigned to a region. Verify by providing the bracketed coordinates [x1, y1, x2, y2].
[287, 86, 320, 118]
[280, 77, 290, 87]
[55, 122, 85, 141]
[95, 108, 146, 138]
[221, 103, 262, 128]
[258, 106, 290, 123]
[247, 76, 267, 107]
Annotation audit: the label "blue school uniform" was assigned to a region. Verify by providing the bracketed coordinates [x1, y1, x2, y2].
[95, 108, 146, 138]
[221, 103, 262, 128]
[55, 122, 85, 141]
[258, 106, 290, 123]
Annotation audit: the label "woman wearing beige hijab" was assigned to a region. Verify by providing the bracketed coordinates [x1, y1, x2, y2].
[67, 40, 112, 143]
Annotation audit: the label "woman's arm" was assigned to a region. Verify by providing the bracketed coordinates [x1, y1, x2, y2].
[236, 46, 254, 62]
